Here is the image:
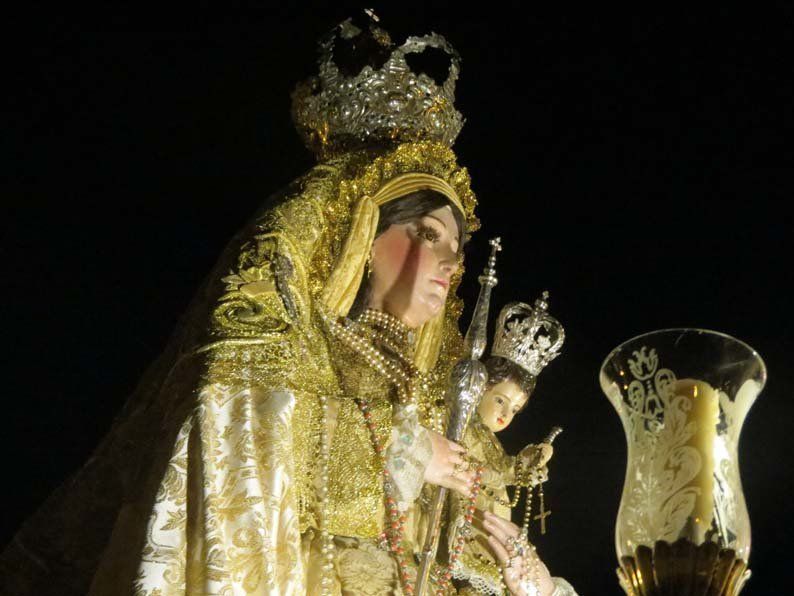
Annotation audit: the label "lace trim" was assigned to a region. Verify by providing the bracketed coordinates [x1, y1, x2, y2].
[551, 577, 578, 596]
[450, 556, 504, 595]
[385, 403, 432, 510]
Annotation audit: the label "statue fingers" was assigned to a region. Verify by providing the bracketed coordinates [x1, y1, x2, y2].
[538, 444, 554, 466]
[486, 534, 511, 567]
[445, 437, 467, 454]
[482, 517, 512, 547]
[445, 475, 473, 498]
[428, 430, 467, 461]
[516, 557, 529, 575]
[503, 566, 523, 585]
[449, 451, 470, 471]
[487, 535, 534, 595]
[442, 462, 472, 493]
[483, 510, 521, 539]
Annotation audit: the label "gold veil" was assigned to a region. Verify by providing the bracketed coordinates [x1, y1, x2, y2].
[1, 140, 478, 595]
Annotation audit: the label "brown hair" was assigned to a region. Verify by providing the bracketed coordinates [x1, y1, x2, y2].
[484, 356, 536, 411]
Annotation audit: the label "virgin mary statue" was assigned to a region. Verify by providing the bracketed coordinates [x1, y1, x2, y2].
[1, 13, 575, 596]
[0, 14, 477, 596]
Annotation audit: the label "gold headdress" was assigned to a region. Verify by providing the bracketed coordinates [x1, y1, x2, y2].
[209, 10, 478, 374]
[313, 141, 478, 372]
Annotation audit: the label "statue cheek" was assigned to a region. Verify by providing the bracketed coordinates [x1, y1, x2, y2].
[372, 230, 412, 283]
[403, 242, 434, 278]
[478, 397, 496, 422]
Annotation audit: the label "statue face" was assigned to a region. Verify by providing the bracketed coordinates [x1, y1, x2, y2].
[367, 205, 460, 329]
[477, 379, 528, 432]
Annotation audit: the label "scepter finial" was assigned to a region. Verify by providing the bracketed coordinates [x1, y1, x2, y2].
[464, 237, 502, 360]
[477, 237, 501, 289]
[489, 236, 502, 254]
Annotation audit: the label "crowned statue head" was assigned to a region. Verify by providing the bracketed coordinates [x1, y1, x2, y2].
[477, 293, 566, 432]
[260, 11, 479, 374]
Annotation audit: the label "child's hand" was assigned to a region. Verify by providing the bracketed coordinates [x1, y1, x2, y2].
[518, 443, 553, 470]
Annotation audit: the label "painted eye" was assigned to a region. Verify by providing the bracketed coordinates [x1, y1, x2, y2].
[416, 224, 441, 243]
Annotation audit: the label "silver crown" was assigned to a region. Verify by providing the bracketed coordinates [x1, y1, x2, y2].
[491, 292, 565, 377]
[291, 10, 464, 160]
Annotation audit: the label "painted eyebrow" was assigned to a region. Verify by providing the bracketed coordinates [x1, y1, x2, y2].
[425, 214, 447, 228]
[511, 397, 528, 409]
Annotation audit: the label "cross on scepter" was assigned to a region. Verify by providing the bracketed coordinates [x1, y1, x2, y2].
[479, 237, 502, 283]
[488, 237, 502, 266]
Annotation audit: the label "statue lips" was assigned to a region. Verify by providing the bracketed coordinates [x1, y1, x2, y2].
[431, 277, 449, 290]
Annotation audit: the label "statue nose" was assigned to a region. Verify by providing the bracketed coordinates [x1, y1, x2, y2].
[440, 256, 458, 276]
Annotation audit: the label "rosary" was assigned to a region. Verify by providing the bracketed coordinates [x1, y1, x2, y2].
[482, 426, 562, 537]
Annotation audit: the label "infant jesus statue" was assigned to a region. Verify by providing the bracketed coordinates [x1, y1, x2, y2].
[446, 293, 577, 596]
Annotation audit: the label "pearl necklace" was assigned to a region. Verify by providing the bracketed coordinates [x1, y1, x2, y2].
[322, 309, 420, 593]
[356, 308, 415, 347]
[323, 309, 486, 594]
[316, 394, 335, 593]
[324, 310, 421, 404]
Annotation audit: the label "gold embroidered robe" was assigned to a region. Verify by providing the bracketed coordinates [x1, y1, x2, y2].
[0, 141, 478, 596]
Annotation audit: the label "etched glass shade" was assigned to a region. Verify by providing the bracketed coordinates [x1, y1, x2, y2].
[600, 329, 766, 595]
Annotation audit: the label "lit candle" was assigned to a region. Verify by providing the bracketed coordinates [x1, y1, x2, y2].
[673, 378, 719, 542]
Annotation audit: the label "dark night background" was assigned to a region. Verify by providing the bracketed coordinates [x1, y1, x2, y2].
[4, 4, 793, 594]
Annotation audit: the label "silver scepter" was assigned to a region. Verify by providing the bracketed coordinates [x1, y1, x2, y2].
[415, 237, 502, 595]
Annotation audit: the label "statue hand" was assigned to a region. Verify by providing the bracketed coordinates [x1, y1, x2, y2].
[482, 511, 556, 596]
[528, 466, 549, 487]
[424, 429, 474, 497]
[519, 443, 553, 470]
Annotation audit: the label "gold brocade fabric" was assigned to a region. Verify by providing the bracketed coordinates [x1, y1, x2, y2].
[0, 141, 477, 596]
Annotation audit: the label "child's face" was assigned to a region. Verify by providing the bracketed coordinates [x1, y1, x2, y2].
[477, 379, 528, 432]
